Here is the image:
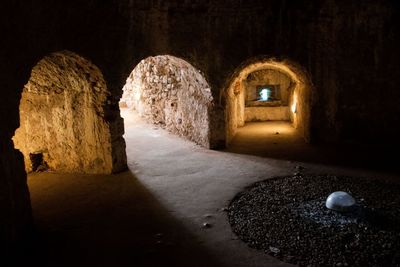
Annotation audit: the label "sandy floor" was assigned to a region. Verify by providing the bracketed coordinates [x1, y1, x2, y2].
[25, 110, 399, 267]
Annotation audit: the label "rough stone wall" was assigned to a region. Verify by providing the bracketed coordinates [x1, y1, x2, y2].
[1, 0, 397, 146]
[121, 55, 213, 148]
[1, 0, 397, 147]
[13, 51, 114, 174]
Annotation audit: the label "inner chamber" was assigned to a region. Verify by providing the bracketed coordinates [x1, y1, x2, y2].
[243, 68, 294, 122]
[225, 59, 312, 146]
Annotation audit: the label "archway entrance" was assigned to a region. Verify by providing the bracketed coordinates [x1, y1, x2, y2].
[13, 51, 115, 174]
[120, 55, 213, 148]
[225, 58, 312, 156]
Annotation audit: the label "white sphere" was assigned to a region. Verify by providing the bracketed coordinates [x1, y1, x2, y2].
[325, 191, 356, 212]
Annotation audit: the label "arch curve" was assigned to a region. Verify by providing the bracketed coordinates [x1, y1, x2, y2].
[121, 55, 214, 148]
[223, 56, 314, 145]
[13, 50, 117, 174]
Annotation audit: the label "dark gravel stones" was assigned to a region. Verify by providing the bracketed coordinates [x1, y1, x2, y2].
[227, 175, 400, 266]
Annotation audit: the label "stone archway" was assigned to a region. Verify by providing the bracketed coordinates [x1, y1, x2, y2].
[13, 51, 117, 174]
[120, 55, 213, 148]
[224, 58, 313, 146]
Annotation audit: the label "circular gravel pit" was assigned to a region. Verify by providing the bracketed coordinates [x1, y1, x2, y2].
[227, 175, 400, 266]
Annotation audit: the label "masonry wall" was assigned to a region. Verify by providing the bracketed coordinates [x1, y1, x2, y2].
[121, 56, 213, 147]
[245, 107, 290, 122]
[13, 51, 114, 174]
[3, 0, 398, 145]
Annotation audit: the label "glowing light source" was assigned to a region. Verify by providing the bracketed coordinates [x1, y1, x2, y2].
[291, 101, 297, 113]
[291, 93, 297, 113]
[259, 88, 271, 101]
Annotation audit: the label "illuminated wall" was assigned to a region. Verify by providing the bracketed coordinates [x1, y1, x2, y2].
[244, 69, 293, 105]
[13, 51, 114, 174]
[121, 55, 213, 148]
[242, 68, 294, 122]
[225, 58, 313, 145]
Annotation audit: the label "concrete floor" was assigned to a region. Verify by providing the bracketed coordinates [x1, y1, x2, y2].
[226, 121, 399, 172]
[25, 110, 399, 267]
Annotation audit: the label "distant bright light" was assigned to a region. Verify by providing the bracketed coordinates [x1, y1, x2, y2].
[291, 93, 297, 113]
[259, 88, 271, 101]
[291, 101, 297, 113]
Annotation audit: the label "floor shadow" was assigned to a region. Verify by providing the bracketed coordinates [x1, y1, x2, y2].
[16, 171, 224, 267]
[224, 122, 399, 174]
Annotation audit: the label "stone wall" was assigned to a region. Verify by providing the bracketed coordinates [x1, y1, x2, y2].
[2, 0, 397, 146]
[121, 55, 213, 148]
[245, 107, 290, 122]
[13, 51, 114, 174]
[0, 0, 397, 146]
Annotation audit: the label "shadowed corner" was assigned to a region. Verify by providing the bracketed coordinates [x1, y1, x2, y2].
[224, 121, 400, 174]
[18, 170, 224, 267]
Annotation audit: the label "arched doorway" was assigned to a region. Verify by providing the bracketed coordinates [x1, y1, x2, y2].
[13, 51, 115, 174]
[120, 55, 213, 148]
[225, 58, 313, 148]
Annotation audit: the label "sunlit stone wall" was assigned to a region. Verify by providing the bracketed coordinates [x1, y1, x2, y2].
[121, 55, 213, 148]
